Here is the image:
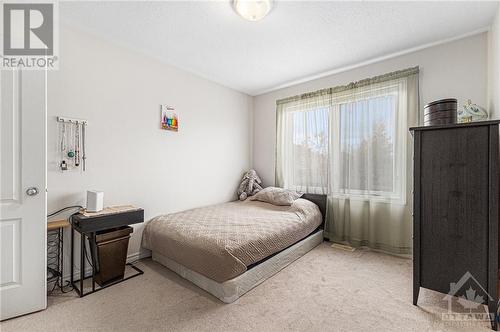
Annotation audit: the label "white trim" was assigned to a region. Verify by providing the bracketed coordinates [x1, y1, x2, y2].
[254, 27, 490, 96]
[126, 250, 151, 263]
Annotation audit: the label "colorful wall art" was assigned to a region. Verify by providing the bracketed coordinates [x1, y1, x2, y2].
[161, 105, 178, 131]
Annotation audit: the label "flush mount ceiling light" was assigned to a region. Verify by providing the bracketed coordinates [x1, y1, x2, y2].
[233, 0, 273, 21]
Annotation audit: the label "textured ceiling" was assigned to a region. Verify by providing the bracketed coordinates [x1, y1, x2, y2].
[61, 1, 499, 96]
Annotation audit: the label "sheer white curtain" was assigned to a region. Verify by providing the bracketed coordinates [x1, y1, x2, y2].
[329, 77, 407, 203]
[276, 90, 331, 194]
[276, 68, 419, 254]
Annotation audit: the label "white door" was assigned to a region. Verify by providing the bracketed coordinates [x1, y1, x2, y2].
[0, 69, 47, 320]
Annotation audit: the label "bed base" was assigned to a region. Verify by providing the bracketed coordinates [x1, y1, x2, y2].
[152, 230, 323, 303]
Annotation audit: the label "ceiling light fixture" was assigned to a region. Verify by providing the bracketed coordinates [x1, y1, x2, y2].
[233, 0, 272, 22]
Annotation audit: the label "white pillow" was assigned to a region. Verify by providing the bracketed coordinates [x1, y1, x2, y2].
[250, 187, 303, 206]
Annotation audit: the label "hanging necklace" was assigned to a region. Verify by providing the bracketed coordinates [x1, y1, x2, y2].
[67, 123, 75, 160]
[60, 123, 68, 171]
[82, 123, 86, 171]
[61, 122, 68, 154]
[75, 123, 80, 167]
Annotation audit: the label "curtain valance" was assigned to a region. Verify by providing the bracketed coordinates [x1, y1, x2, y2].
[276, 66, 419, 105]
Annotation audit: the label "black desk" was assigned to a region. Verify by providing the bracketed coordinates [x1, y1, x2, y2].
[70, 208, 144, 297]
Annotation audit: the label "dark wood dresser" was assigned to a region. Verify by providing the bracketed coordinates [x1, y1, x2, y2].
[410, 121, 499, 330]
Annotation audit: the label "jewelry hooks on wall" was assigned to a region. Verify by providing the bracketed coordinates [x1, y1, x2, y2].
[57, 116, 88, 172]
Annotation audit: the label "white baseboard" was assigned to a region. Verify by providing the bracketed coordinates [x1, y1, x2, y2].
[127, 249, 151, 263]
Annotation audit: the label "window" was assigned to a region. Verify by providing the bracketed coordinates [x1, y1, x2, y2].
[335, 89, 399, 198]
[277, 76, 409, 202]
[339, 98, 396, 193]
[290, 107, 329, 189]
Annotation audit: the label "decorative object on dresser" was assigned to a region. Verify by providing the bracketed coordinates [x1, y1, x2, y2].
[410, 120, 499, 330]
[458, 99, 489, 123]
[70, 205, 144, 297]
[423, 98, 457, 126]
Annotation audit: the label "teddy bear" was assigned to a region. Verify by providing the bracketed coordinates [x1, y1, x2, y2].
[237, 169, 263, 201]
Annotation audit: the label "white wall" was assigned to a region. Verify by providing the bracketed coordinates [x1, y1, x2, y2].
[47, 26, 252, 262]
[488, 5, 500, 119]
[253, 33, 489, 186]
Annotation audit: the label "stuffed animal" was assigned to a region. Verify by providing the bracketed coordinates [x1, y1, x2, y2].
[237, 169, 263, 201]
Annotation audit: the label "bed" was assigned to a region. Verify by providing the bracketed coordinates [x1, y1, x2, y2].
[142, 194, 326, 303]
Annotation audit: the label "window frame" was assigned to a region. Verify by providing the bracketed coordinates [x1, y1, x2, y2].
[282, 81, 407, 204]
[330, 87, 401, 201]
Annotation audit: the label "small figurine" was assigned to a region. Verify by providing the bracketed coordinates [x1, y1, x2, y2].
[458, 99, 488, 123]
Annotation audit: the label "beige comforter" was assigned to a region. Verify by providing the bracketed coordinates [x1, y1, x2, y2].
[142, 198, 322, 282]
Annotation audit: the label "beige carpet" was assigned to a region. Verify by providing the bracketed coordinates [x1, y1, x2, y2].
[1, 243, 493, 331]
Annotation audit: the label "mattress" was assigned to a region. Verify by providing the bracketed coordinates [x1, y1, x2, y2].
[152, 230, 323, 303]
[142, 198, 322, 282]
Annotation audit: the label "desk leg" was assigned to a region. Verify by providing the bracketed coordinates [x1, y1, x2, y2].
[80, 233, 85, 297]
[60, 227, 65, 292]
[70, 227, 74, 287]
[91, 233, 96, 292]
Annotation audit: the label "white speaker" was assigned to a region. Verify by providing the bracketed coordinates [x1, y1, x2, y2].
[86, 190, 104, 212]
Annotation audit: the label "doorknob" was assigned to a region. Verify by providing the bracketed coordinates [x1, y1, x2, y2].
[26, 187, 39, 196]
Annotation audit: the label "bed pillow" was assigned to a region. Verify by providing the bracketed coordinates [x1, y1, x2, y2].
[250, 187, 303, 206]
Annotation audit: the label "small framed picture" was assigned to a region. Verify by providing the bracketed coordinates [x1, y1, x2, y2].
[160, 105, 178, 131]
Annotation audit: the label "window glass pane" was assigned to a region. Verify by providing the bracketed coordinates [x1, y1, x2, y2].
[339, 95, 396, 194]
[291, 108, 328, 188]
